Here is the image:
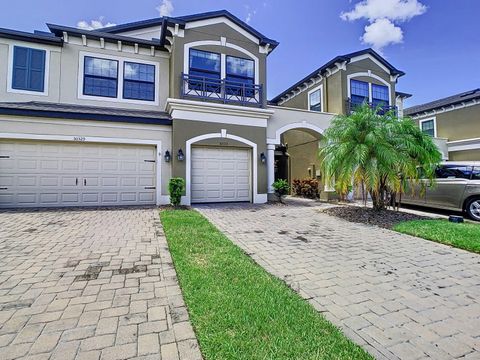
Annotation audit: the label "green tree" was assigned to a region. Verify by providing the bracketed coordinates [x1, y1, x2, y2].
[320, 104, 442, 211]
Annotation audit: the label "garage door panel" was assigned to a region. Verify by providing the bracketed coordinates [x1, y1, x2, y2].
[191, 147, 251, 203]
[0, 140, 156, 208]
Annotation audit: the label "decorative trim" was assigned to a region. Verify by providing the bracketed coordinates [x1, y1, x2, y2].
[347, 72, 392, 104]
[184, 17, 260, 45]
[277, 75, 324, 106]
[77, 51, 160, 105]
[409, 100, 479, 120]
[183, 132, 264, 205]
[307, 84, 324, 112]
[7, 43, 51, 96]
[447, 137, 480, 152]
[349, 53, 391, 75]
[419, 117, 437, 138]
[0, 132, 165, 205]
[267, 121, 325, 145]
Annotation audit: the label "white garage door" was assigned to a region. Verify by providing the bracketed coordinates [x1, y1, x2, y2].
[191, 147, 251, 203]
[0, 140, 157, 208]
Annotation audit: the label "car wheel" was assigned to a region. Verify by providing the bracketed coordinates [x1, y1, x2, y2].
[466, 198, 480, 221]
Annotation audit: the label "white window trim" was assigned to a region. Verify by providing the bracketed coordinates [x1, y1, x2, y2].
[419, 117, 437, 137]
[347, 72, 391, 104]
[307, 84, 323, 112]
[7, 43, 50, 96]
[77, 51, 160, 105]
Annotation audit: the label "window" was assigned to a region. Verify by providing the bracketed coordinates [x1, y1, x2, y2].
[123, 62, 155, 101]
[189, 49, 221, 92]
[472, 167, 480, 180]
[350, 80, 369, 107]
[372, 84, 389, 108]
[435, 165, 472, 179]
[226, 56, 255, 97]
[309, 89, 322, 112]
[12, 46, 46, 92]
[83, 57, 118, 98]
[421, 119, 435, 137]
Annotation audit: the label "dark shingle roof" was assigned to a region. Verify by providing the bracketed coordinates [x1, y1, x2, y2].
[404, 89, 480, 116]
[0, 102, 171, 125]
[270, 48, 404, 104]
[0, 27, 63, 46]
[395, 91, 412, 99]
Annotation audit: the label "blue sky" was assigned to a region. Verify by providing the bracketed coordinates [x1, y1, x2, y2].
[2, 0, 479, 107]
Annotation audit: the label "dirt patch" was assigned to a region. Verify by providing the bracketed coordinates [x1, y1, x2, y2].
[322, 206, 428, 229]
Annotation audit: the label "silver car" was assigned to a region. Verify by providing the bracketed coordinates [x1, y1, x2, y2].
[402, 162, 480, 221]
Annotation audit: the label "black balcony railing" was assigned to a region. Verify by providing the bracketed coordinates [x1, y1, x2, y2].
[181, 73, 263, 107]
[346, 99, 397, 116]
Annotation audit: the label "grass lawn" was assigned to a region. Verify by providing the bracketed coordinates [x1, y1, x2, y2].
[161, 209, 371, 360]
[393, 219, 480, 254]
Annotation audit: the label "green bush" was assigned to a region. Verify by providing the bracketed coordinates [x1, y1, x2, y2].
[272, 179, 290, 203]
[168, 178, 185, 206]
[292, 178, 320, 199]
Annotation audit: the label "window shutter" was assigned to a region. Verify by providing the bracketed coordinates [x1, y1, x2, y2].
[28, 49, 46, 92]
[12, 46, 46, 92]
[12, 46, 29, 90]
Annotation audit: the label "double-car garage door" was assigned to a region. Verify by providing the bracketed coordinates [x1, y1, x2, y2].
[0, 140, 156, 208]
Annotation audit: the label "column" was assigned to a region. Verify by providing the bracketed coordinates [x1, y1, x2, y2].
[267, 143, 276, 194]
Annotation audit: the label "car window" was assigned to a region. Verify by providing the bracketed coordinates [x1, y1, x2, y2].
[435, 165, 472, 179]
[472, 167, 480, 180]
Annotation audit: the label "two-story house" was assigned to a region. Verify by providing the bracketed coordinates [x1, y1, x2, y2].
[0, 10, 406, 208]
[405, 89, 480, 161]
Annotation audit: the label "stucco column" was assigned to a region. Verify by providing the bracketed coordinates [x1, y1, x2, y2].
[267, 144, 276, 193]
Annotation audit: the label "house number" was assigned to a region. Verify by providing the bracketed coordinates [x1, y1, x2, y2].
[219, 142, 229, 146]
[73, 136, 86, 141]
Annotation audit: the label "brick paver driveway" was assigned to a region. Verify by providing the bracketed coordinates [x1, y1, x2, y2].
[0, 208, 201, 360]
[197, 202, 480, 360]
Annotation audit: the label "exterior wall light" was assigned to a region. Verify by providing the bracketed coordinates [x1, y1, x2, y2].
[177, 149, 185, 161]
[164, 150, 171, 162]
[260, 152, 266, 164]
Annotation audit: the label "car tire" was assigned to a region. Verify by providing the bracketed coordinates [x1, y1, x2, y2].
[465, 197, 480, 222]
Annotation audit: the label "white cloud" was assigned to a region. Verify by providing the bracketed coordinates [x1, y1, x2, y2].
[157, 0, 174, 17]
[77, 17, 116, 31]
[245, 5, 257, 24]
[340, 0, 426, 51]
[362, 18, 403, 52]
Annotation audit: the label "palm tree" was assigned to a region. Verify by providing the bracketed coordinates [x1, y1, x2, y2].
[320, 104, 442, 211]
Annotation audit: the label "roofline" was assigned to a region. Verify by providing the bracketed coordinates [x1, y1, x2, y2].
[101, 18, 164, 34]
[396, 91, 412, 99]
[47, 24, 168, 51]
[270, 48, 404, 104]
[405, 89, 480, 116]
[0, 27, 63, 46]
[0, 107, 172, 126]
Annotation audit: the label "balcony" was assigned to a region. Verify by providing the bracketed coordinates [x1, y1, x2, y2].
[181, 73, 263, 107]
[346, 99, 397, 116]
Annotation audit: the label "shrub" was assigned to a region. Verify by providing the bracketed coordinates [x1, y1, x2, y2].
[292, 179, 320, 199]
[168, 178, 185, 206]
[272, 179, 290, 203]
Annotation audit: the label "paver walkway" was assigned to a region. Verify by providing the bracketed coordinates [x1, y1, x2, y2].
[197, 202, 480, 360]
[0, 208, 202, 360]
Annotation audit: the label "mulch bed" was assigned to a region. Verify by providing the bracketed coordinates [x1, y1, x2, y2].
[322, 205, 429, 229]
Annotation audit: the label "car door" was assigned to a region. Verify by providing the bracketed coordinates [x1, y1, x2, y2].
[425, 165, 471, 210]
[402, 179, 426, 205]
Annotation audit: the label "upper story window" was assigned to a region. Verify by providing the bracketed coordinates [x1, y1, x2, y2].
[308, 87, 322, 112]
[372, 84, 389, 108]
[12, 46, 46, 93]
[226, 56, 254, 96]
[123, 62, 155, 101]
[83, 57, 118, 98]
[420, 119, 436, 137]
[189, 49, 221, 80]
[350, 80, 369, 106]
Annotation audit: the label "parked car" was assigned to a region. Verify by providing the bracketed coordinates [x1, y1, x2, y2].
[402, 162, 480, 221]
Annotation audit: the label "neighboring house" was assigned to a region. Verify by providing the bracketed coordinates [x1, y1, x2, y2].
[405, 89, 480, 161]
[0, 10, 406, 208]
[269, 49, 408, 191]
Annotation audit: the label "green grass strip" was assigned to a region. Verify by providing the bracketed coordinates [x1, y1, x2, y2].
[161, 209, 371, 360]
[394, 219, 480, 254]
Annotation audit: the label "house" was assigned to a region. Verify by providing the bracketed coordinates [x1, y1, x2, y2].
[405, 89, 480, 161]
[0, 10, 406, 208]
[269, 49, 408, 194]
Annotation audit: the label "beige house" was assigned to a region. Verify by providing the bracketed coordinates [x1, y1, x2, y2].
[0, 10, 407, 208]
[405, 89, 480, 161]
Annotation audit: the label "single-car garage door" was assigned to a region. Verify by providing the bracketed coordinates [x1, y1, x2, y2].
[191, 147, 251, 203]
[0, 140, 157, 208]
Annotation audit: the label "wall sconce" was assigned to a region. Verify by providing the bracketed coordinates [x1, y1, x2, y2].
[177, 149, 185, 161]
[260, 152, 266, 164]
[164, 150, 171, 163]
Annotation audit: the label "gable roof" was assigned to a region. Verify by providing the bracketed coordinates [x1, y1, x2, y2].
[0, 27, 63, 46]
[101, 10, 278, 50]
[405, 89, 480, 116]
[270, 48, 404, 104]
